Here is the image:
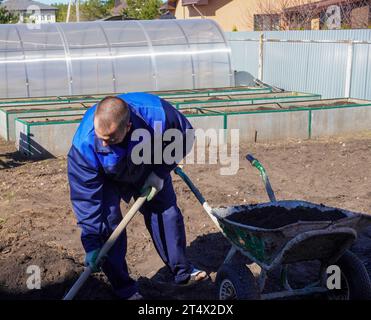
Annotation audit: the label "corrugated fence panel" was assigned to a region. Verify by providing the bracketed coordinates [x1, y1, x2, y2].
[226, 32, 259, 78]
[352, 43, 371, 100]
[305, 42, 348, 98]
[226, 30, 371, 100]
[263, 41, 310, 93]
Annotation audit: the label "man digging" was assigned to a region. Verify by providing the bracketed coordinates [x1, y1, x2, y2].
[67, 92, 208, 300]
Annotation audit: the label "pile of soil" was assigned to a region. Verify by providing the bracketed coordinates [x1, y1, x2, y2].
[254, 106, 278, 111]
[286, 101, 355, 110]
[227, 205, 346, 229]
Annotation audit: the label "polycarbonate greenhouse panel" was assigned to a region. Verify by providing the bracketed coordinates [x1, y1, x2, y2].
[20, 24, 70, 97]
[0, 19, 233, 99]
[0, 26, 29, 98]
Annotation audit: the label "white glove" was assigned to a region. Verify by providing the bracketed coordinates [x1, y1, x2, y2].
[142, 172, 164, 201]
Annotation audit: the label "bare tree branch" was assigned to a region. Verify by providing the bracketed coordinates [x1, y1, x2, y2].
[248, 0, 370, 31]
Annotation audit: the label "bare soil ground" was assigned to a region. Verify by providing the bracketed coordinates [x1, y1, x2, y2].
[1, 131, 371, 300]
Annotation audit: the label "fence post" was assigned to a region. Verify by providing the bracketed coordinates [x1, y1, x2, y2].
[258, 33, 264, 81]
[344, 40, 354, 98]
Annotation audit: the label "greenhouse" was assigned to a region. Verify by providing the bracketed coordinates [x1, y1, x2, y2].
[0, 19, 234, 98]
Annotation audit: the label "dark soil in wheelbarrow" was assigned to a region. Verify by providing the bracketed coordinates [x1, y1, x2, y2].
[227, 206, 346, 229]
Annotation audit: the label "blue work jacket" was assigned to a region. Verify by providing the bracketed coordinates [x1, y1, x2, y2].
[67, 92, 193, 251]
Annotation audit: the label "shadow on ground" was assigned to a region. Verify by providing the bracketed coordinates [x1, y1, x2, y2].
[1, 230, 371, 300]
[0, 151, 29, 170]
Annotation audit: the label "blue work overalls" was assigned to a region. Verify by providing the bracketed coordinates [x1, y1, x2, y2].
[67, 92, 194, 298]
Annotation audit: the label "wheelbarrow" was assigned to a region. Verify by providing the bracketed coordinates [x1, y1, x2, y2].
[174, 155, 371, 300]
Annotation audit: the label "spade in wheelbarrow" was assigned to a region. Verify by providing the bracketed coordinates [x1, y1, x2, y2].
[174, 155, 371, 300]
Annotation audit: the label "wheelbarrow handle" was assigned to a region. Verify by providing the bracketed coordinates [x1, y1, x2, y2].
[246, 154, 257, 164]
[246, 154, 267, 176]
[245, 154, 277, 203]
[174, 167, 221, 231]
[174, 167, 206, 205]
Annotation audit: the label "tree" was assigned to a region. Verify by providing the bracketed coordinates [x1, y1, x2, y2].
[0, 0, 17, 23]
[251, 0, 318, 31]
[53, 3, 69, 22]
[52, 0, 115, 22]
[250, 0, 371, 31]
[104, 0, 115, 11]
[53, 0, 162, 22]
[123, 0, 162, 20]
[80, 0, 109, 20]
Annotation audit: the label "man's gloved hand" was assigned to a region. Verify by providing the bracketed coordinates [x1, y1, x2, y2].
[84, 248, 101, 273]
[141, 172, 164, 201]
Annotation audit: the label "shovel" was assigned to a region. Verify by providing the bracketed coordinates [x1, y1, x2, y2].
[62, 186, 154, 300]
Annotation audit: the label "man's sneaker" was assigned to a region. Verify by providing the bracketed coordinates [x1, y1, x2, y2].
[127, 292, 144, 300]
[178, 268, 209, 286]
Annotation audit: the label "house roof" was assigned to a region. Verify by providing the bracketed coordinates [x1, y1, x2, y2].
[163, 0, 209, 8]
[1, 0, 57, 11]
[160, 3, 176, 10]
[160, 11, 176, 19]
[182, 0, 209, 5]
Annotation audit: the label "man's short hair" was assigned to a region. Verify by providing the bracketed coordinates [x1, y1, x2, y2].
[94, 96, 130, 131]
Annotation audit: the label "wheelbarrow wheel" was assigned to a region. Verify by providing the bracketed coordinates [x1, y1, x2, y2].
[216, 263, 260, 300]
[326, 250, 371, 300]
